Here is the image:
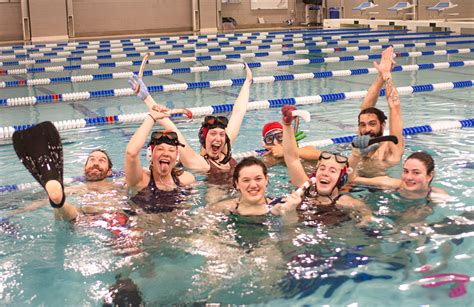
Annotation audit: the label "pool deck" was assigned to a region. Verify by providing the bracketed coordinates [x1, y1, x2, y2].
[324, 19, 474, 34]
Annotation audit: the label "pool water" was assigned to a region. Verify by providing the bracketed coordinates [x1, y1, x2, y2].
[0, 29, 473, 305]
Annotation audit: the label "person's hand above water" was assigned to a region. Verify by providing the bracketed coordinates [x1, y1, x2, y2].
[281, 105, 297, 126]
[263, 143, 284, 158]
[128, 75, 150, 100]
[374, 46, 395, 79]
[244, 62, 253, 84]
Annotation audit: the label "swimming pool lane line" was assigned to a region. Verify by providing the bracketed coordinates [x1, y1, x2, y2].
[1, 79, 472, 139]
[2, 40, 473, 89]
[0, 31, 463, 66]
[1, 35, 471, 75]
[1, 55, 472, 107]
[0, 29, 405, 56]
[0, 30, 413, 60]
[234, 118, 474, 159]
[0, 27, 380, 52]
[1, 117, 472, 194]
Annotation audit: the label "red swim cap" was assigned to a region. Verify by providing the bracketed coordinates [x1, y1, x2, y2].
[262, 122, 283, 137]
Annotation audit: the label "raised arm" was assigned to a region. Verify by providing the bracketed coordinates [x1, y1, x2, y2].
[371, 46, 404, 161]
[124, 109, 165, 188]
[226, 64, 253, 144]
[354, 175, 401, 189]
[360, 47, 395, 110]
[383, 72, 404, 162]
[360, 75, 384, 110]
[129, 76, 208, 170]
[281, 106, 309, 187]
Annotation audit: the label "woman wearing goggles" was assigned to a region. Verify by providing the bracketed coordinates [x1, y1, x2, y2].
[129, 63, 253, 184]
[279, 105, 372, 227]
[125, 101, 196, 212]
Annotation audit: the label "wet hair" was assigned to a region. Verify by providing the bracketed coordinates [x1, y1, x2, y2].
[232, 157, 268, 188]
[86, 149, 113, 170]
[358, 107, 387, 124]
[406, 151, 435, 175]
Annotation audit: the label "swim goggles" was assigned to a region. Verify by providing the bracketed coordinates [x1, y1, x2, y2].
[202, 116, 228, 129]
[319, 151, 348, 166]
[149, 130, 185, 147]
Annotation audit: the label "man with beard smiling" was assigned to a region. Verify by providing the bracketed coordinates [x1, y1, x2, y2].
[84, 149, 113, 182]
[351, 46, 404, 177]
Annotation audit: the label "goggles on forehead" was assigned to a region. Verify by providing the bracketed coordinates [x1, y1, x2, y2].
[203, 116, 228, 129]
[263, 131, 283, 145]
[149, 130, 185, 147]
[319, 151, 349, 165]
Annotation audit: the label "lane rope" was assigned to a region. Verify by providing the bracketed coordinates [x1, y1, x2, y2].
[1, 79, 472, 139]
[1, 48, 472, 107]
[1, 40, 472, 89]
[1, 118, 472, 194]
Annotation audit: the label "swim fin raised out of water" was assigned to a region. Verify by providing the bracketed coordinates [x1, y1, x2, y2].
[12, 121, 65, 208]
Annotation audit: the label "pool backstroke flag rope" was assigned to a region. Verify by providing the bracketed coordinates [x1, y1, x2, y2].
[1, 40, 473, 88]
[1, 52, 472, 107]
[1, 117, 472, 194]
[1, 79, 473, 139]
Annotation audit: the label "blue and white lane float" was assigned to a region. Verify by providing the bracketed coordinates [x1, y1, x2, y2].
[1, 39, 472, 89]
[1, 118, 472, 194]
[0, 28, 380, 52]
[1, 79, 472, 138]
[233, 118, 474, 159]
[0, 31, 456, 64]
[0, 29, 403, 56]
[1, 48, 472, 107]
[1, 34, 471, 74]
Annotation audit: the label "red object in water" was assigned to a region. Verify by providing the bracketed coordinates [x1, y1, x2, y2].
[421, 273, 470, 298]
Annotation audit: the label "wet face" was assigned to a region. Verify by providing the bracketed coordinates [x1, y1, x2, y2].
[401, 158, 434, 192]
[358, 113, 385, 138]
[152, 143, 178, 176]
[205, 127, 226, 160]
[84, 151, 112, 181]
[235, 165, 269, 204]
[315, 158, 343, 196]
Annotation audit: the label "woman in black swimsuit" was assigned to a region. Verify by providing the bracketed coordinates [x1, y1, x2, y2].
[125, 107, 195, 212]
[280, 105, 373, 226]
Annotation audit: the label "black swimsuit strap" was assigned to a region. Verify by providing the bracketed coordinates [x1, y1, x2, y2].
[148, 169, 179, 189]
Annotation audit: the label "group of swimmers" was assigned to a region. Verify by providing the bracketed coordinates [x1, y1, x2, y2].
[8, 45, 453, 304]
[10, 46, 446, 228]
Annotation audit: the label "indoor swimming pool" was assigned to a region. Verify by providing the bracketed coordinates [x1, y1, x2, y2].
[0, 28, 473, 305]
